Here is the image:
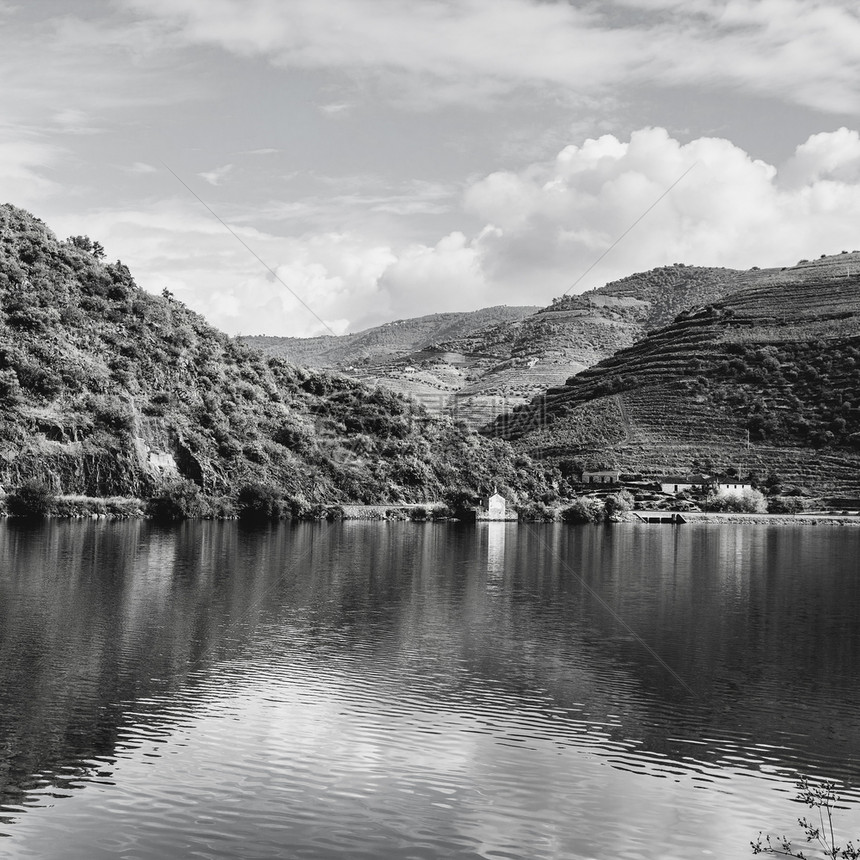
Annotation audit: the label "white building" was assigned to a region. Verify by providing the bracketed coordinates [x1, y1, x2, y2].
[658, 474, 710, 495]
[712, 480, 752, 496]
[476, 491, 518, 521]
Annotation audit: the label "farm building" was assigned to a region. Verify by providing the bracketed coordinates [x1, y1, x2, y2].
[582, 469, 621, 485]
[712, 480, 752, 495]
[658, 474, 711, 495]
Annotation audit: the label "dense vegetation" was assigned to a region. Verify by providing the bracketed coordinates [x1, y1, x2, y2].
[0, 204, 555, 513]
[492, 275, 860, 496]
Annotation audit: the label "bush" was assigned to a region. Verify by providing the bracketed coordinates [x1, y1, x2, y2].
[704, 487, 767, 513]
[236, 482, 282, 523]
[603, 490, 634, 520]
[518, 501, 556, 522]
[6, 481, 54, 518]
[767, 495, 804, 514]
[561, 497, 604, 524]
[145, 479, 203, 522]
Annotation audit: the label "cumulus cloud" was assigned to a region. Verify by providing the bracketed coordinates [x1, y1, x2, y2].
[122, 0, 860, 112]
[53, 128, 860, 338]
[458, 126, 860, 297]
[781, 128, 860, 187]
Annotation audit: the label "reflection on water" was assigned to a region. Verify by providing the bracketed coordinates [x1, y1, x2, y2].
[1, 521, 860, 859]
[483, 522, 507, 577]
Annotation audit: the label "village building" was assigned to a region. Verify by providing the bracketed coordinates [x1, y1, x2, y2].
[582, 469, 621, 486]
[658, 474, 711, 495]
[475, 490, 518, 521]
[712, 479, 753, 496]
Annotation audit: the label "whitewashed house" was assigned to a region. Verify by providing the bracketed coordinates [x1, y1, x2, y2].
[658, 474, 710, 495]
[476, 490, 518, 521]
[712, 479, 752, 496]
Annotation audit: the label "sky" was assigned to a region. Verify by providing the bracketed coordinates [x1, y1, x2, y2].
[3, 0, 860, 337]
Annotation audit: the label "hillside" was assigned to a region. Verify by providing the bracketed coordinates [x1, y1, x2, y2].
[243, 305, 540, 367]
[0, 204, 554, 510]
[493, 269, 860, 496]
[245, 259, 859, 428]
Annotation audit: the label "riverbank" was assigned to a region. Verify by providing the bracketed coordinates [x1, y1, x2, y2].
[3, 494, 859, 525]
[681, 511, 860, 526]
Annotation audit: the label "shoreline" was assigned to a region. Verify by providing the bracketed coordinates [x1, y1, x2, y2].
[2, 495, 860, 525]
[679, 511, 860, 526]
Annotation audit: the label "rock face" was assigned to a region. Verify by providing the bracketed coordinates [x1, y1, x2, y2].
[0, 204, 554, 506]
[493, 269, 860, 496]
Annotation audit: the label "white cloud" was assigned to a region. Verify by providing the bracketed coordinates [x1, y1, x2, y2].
[459, 126, 860, 297]
[0, 139, 63, 202]
[780, 127, 860, 188]
[129, 161, 159, 174]
[123, 0, 860, 113]
[46, 127, 860, 338]
[318, 102, 352, 117]
[198, 163, 233, 186]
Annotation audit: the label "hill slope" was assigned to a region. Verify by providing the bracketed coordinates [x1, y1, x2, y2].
[0, 204, 553, 509]
[244, 305, 541, 368]
[245, 257, 860, 427]
[493, 272, 860, 496]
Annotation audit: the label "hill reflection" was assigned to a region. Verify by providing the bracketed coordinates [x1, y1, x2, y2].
[1, 520, 860, 833]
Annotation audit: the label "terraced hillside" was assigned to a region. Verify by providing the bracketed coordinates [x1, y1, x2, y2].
[244, 306, 540, 367]
[246, 254, 860, 427]
[493, 272, 860, 496]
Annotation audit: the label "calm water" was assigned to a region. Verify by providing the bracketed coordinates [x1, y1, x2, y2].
[1, 520, 860, 859]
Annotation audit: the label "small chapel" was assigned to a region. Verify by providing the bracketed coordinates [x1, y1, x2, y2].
[475, 488, 518, 521]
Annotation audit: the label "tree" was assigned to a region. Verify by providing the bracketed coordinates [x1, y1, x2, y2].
[6, 480, 54, 519]
[603, 490, 634, 520]
[561, 497, 604, 524]
[66, 235, 105, 259]
[237, 482, 281, 523]
[145, 479, 203, 522]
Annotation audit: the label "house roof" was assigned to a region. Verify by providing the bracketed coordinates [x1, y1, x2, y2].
[659, 474, 710, 484]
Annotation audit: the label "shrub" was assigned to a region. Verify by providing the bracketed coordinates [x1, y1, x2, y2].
[767, 496, 804, 514]
[236, 482, 282, 523]
[704, 487, 767, 513]
[518, 501, 556, 522]
[603, 490, 634, 520]
[145, 479, 203, 522]
[6, 480, 55, 518]
[561, 497, 604, 523]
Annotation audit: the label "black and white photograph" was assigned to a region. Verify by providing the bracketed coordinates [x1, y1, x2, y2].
[1, 1, 860, 858]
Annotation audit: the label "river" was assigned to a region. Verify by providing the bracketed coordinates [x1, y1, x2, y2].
[1, 520, 859, 859]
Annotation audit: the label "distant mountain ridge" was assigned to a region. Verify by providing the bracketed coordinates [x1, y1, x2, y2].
[244, 305, 541, 367]
[245, 253, 860, 428]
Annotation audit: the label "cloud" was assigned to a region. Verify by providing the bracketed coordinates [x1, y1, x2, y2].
[123, 0, 860, 112]
[780, 127, 860, 187]
[0, 139, 64, 202]
[51, 128, 860, 338]
[197, 164, 233, 186]
[459, 126, 860, 297]
[318, 102, 352, 117]
[129, 161, 159, 174]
